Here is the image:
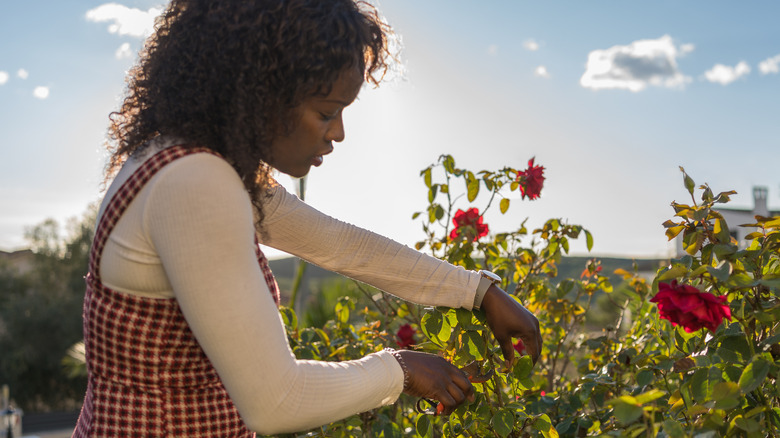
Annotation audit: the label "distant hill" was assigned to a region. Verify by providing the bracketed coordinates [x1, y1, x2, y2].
[268, 255, 668, 303]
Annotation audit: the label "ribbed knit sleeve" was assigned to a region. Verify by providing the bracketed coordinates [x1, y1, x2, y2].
[139, 155, 404, 435]
[261, 183, 481, 310]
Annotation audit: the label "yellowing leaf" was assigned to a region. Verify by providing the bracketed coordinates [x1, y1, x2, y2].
[500, 198, 510, 214]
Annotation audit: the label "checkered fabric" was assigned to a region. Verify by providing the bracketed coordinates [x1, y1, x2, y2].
[73, 145, 279, 437]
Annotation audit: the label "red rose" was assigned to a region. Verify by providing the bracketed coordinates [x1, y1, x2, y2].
[449, 208, 489, 241]
[650, 281, 731, 333]
[513, 339, 526, 355]
[396, 323, 416, 349]
[516, 158, 545, 200]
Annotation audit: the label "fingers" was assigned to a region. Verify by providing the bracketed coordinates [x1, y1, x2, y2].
[482, 285, 543, 366]
[452, 368, 476, 403]
[498, 338, 516, 370]
[439, 378, 474, 415]
[399, 351, 474, 415]
[436, 365, 474, 414]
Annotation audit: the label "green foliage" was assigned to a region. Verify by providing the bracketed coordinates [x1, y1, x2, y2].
[0, 205, 96, 412]
[278, 159, 780, 437]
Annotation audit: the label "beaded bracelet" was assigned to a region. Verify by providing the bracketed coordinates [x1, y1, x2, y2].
[384, 348, 410, 391]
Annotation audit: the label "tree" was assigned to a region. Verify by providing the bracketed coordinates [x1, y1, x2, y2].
[0, 205, 96, 412]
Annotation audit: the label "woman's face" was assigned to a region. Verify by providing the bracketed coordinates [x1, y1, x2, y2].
[269, 67, 364, 178]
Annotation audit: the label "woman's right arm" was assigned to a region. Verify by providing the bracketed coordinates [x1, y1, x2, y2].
[145, 155, 404, 434]
[144, 155, 471, 433]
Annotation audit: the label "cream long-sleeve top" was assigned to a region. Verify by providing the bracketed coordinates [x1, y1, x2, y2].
[97, 138, 481, 435]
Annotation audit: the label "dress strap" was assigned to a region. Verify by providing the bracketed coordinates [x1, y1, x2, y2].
[89, 145, 216, 279]
[88, 144, 280, 305]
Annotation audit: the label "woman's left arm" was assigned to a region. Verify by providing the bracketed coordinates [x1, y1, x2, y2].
[261, 184, 480, 310]
[262, 185, 542, 367]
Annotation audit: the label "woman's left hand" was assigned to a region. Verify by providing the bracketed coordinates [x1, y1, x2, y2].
[480, 284, 542, 369]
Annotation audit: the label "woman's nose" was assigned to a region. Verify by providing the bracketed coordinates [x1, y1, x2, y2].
[326, 115, 345, 143]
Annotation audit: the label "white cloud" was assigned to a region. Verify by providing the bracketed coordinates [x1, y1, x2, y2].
[534, 65, 550, 78]
[115, 42, 133, 59]
[680, 43, 695, 55]
[580, 35, 692, 92]
[0, 71, 8, 85]
[759, 54, 780, 75]
[523, 39, 540, 51]
[703, 61, 750, 85]
[85, 3, 161, 38]
[17, 69, 29, 79]
[487, 44, 498, 56]
[33, 86, 50, 99]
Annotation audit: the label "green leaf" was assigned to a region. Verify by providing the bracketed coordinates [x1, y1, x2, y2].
[434, 204, 445, 221]
[467, 174, 479, 202]
[455, 308, 479, 330]
[421, 311, 444, 346]
[689, 368, 712, 403]
[732, 415, 761, 433]
[427, 205, 437, 223]
[466, 330, 486, 360]
[442, 155, 456, 174]
[513, 355, 534, 380]
[665, 225, 685, 241]
[739, 357, 770, 394]
[555, 418, 574, 436]
[636, 368, 655, 387]
[680, 167, 695, 195]
[584, 230, 594, 251]
[500, 198, 510, 214]
[657, 266, 688, 281]
[726, 272, 758, 289]
[278, 306, 298, 329]
[415, 413, 432, 438]
[491, 410, 515, 438]
[534, 414, 558, 438]
[714, 218, 731, 243]
[745, 231, 764, 240]
[719, 334, 751, 362]
[423, 167, 432, 188]
[610, 397, 644, 424]
[427, 185, 438, 203]
[634, 389, 666, 405]
[707, 261, 731, 282]
[662, 419, 686, 438]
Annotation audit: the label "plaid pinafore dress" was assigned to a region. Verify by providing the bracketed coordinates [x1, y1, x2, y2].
[73, 146, 280, 437]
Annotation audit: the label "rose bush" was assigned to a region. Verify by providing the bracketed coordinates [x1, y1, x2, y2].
[270, 161, 780, 437]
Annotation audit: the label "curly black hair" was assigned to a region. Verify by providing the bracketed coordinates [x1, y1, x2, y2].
[106, 0, 394, 227]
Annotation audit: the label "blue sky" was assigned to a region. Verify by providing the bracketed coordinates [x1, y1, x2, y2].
[1, 1, 778, 259]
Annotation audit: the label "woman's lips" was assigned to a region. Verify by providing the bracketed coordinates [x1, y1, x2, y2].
[312, 147, 333, 167]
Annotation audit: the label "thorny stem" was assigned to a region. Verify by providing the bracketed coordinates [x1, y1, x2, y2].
[755, 389, 780, 436]
[353, 281, 389, 315]
[442, 165, 454, 254]
[660, 370, 692, 428]
[480, 182, 499, 217]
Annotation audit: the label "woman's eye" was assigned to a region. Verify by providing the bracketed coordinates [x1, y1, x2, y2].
[320, 110, 339, 121]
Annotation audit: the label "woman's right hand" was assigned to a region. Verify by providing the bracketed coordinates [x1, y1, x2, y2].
[396, 350, 474, 415]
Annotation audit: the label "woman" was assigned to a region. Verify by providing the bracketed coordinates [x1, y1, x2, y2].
[73, 0, 542, 436]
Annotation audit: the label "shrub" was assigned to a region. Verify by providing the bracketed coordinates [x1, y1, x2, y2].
[275, 159, 780, 437]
